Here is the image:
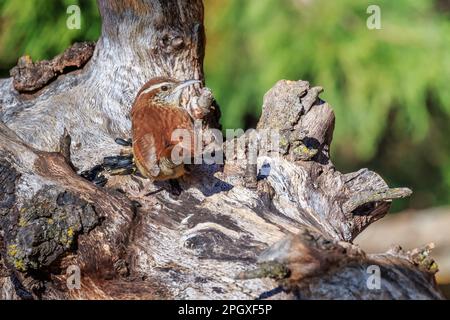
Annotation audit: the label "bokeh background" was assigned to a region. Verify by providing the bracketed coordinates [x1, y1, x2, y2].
[1, 0, 449, 288]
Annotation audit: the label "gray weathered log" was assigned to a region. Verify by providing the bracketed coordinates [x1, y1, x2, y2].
[0, 0, 444, 299]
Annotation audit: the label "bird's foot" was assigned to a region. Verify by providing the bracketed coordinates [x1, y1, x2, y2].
[128, 179, 163, 199]
[114, 137, 133, 158]
[80, 164, 108, 187]
[168, 179, 183, 197]
[103, 154, 136, 176]
[80, 137, 134, 187]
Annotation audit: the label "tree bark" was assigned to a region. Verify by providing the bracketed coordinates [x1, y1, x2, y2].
[0, 0, 444, 300]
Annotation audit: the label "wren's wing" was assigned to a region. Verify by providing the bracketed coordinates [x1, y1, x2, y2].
[134, 133, 161, 177]
[132, 103, 195, 177]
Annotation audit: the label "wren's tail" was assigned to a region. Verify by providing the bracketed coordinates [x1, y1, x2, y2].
[80, 137, 184, 197]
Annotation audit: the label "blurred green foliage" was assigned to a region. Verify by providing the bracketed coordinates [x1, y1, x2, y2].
[0, 0, 449, 211]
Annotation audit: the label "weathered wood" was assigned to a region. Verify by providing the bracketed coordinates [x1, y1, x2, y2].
[356, 206, 450, 285]
[0, 0, 444, 300]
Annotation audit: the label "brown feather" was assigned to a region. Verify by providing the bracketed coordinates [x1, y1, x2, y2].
[131, 78, 196, 180]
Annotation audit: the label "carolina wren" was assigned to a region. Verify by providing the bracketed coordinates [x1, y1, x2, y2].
[131, 77, 200, 182]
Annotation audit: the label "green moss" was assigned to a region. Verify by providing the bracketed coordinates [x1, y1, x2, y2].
[239, 262, 290, 280]
[62, 226, 76, 248]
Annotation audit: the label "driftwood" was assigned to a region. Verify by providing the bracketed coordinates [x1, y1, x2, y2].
[356, 206, 450, 287]
[0, 0, 444, 300]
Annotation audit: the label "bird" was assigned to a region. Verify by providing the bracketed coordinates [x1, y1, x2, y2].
[130, 77, 201, 195]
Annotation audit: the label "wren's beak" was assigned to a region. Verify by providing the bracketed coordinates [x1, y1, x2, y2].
[170, 79, 202, 104]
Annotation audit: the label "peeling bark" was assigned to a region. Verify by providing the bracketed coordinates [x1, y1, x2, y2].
[0, 0, 444, 300]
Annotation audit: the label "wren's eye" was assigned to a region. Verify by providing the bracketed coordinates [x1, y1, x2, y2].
[161, 85, 169, 91]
